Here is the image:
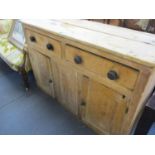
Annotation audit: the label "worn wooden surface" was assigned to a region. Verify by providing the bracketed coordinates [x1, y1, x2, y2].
[26, 29, 62, 58]
[65, 45, 139, 90]
[28, 48, 55, 97]
[88, 19, 155, 34]
[63, 20, 155, 45]
[54, 62, 78, 115]
[79, 77, 129, 134]
[22, 20, 155, 134]
[22, 19, 155, 67]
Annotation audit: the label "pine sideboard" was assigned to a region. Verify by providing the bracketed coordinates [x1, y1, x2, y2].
[21, 19, 155, 134]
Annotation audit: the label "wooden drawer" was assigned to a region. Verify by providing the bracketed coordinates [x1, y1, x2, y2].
[25, 29, 61, 57]
[65, 45, 139, 90]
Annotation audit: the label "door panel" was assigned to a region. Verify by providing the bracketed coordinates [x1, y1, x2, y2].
[29, 48, 55, 97]
[80, 76, 128, 134]
[52, 61, 78, 115]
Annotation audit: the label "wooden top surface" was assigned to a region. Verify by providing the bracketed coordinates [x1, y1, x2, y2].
[21, 19, 155, 68]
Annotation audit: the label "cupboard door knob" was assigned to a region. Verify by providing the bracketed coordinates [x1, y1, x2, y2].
[47, 43, 54, 51]
[74, 56, 83, 64]
[107, 70, 119, 80]
[49, 79, 53, 83]
[30, 36, 36, 42]
[81, 101, 86, 106]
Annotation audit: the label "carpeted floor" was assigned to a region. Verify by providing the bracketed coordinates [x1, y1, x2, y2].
[0, 59, 95, 135]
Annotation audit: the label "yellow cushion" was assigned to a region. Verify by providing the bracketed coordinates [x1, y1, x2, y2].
[0, 38, 24, 71]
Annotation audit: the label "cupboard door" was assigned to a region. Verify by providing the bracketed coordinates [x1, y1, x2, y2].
[28, 48, 55, 97]
[52, 61, 78, 115]
[80, 76, 129, 134]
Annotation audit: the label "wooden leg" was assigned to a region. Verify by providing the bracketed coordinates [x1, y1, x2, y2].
[20, 68, 29, 91]
[134, 107, 155, 135]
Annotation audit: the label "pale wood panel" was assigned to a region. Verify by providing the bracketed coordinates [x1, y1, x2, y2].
[77, 75, 89, 119]
[81, 77, 128, 134]
[29, 48, 55, 97]
[22, 20, 155, 67]
[50, 59, 62, 102]
[23, 22, 152, 71]
[62, 20, 155, 45]
[110, 97, 129, 134]
[53, 61, 78, 115]
[65, 45, 139, 90]
[26, 32, 132, 97]
[25, 29, 61, 58]
[52, 54, 132, 97]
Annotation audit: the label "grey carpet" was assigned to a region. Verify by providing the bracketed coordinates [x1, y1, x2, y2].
[0, 59, 94, 135]
[148, 122, 155, 135]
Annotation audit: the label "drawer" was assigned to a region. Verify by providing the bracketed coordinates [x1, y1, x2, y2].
[65, 45, 139, 90]
[25, 29, 61, 57]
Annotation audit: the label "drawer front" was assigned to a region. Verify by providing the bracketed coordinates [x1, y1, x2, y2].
[65, 45, 139, 90]
[25, 29, 61, 57]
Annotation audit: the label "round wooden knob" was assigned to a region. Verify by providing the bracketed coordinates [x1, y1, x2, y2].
[74, 56, 83, 64]
[107, 70, 119, 80]
[49, 79, 53, 83]
[30, 36, 36, 42]
[46, 43, 54, 51]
